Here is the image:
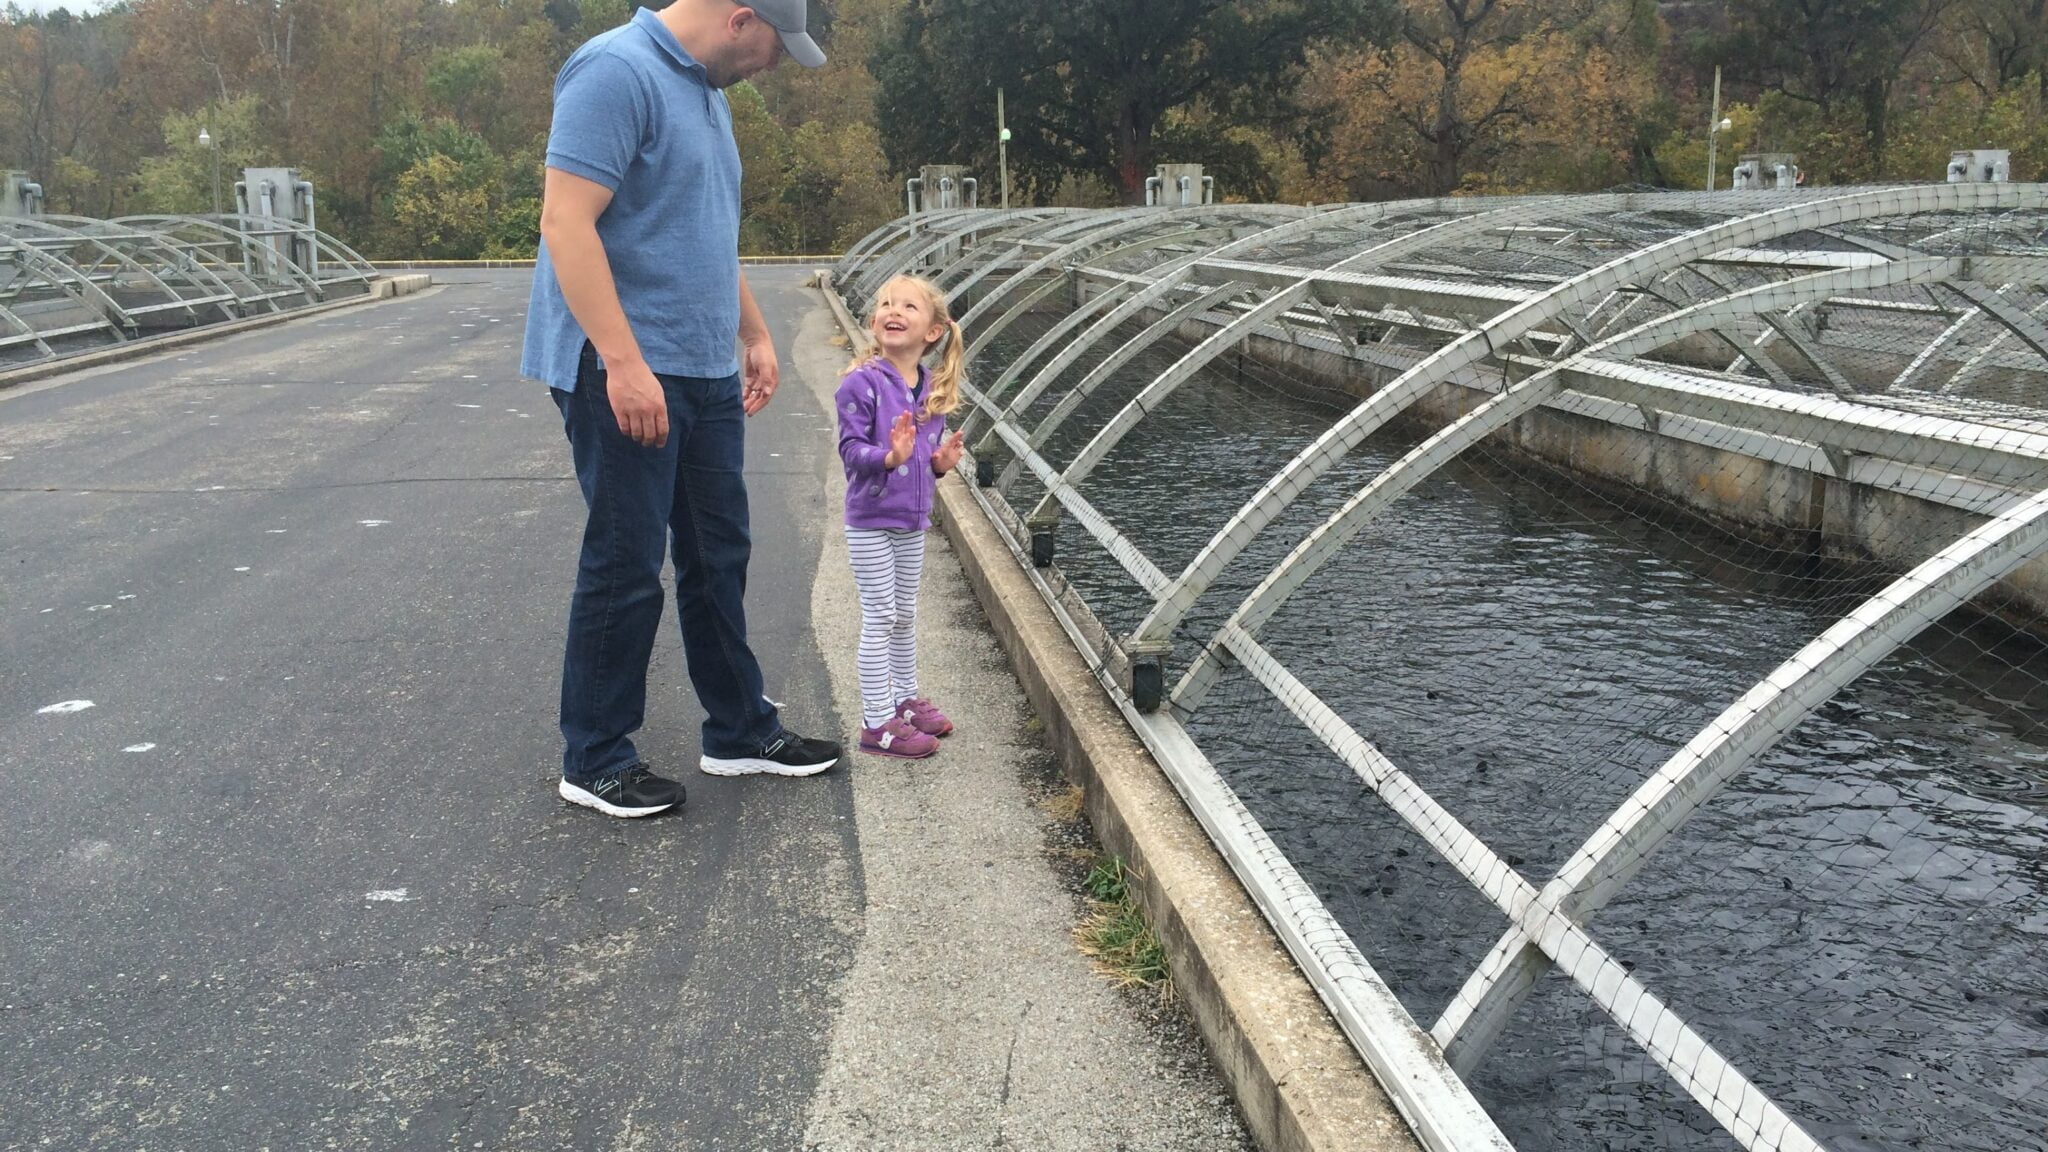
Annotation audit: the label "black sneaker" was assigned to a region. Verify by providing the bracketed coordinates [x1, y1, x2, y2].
[558, 764, 685, 818]
[699, 730, 841, 777]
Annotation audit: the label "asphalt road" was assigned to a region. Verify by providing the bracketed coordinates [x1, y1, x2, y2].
[0, 268, 863, 1149]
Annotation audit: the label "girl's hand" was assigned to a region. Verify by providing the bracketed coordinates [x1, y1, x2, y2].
[932, 429, 965, 475]
[882, 412, 917, 470]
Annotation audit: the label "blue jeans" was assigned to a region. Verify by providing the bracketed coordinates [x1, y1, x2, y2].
[552, 348, 780, 780]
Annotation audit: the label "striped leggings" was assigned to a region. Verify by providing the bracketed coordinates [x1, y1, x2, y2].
[846, 527, 926, 728]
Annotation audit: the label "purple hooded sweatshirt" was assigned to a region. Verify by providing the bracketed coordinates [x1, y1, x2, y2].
[837, 358, 949, 532]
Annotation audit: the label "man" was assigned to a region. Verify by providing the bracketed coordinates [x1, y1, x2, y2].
[522, 0, 836, 819]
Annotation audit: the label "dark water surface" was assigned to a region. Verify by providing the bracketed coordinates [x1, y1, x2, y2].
[982, 320, 2048, 1152]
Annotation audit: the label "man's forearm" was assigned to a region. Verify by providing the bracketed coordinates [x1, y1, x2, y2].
[738, 272, 769, 347]
[543, 217, 643, 369]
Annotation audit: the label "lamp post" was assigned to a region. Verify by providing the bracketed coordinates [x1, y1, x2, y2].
[997, 88, 1011, 210]
[1704, 66, 1728, 192]
[198, 124, 221, 215]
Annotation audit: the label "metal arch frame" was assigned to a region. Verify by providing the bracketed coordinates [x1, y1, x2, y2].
[842, 207, 1087, 290]
[1197, 257, 1974, 659]
[134, 217, 322, 305]
[63, 226, 249, 316]
[1434, 480, 2048, 1091]
[928, 212, 1095, 296]
[955, 206, 1286, 331]
[1941, 281, 2048, 363]
[0, 211, 384, 371]
[1024, 282, 1319, 527]
[978, 265, 1213, 432]
[945, 199, 1787, 580]
[962, 264, 1206, 447]
[966, 200, 1531, 467]
[0, 229, 140, 334]
[1131, 183, 2048, 658]
[844, 212, 1079, 330]
[1937, 289, 2048, 397]
[962, 202, 1431, 450]
[851, 209, 1061, 302]
[1174, 254, 2048, 710]
[116, 213, 377, 304]
[931, 209, 1133, 298]
[836, 214, 927, 279]
[127, 212, 381, 282]
[973, 199, 1544, 456]
[954, 221, 1236, 363]
[994, 280, 1253, 491]
[1203, 617, 1835, 1152]
[845, 208, 1026, 299]
[4, 215, 236, 322]
[922, 185, 2048, 1152]
[1319, 189, 1833, 278]
[964, 274, 1083, 363]
[959, 283, 1139, 433]
[38, 214, 294, 311]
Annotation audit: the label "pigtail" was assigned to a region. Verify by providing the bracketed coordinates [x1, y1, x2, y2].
[844, 308, 881, 377]
[923, 318, 965, 420]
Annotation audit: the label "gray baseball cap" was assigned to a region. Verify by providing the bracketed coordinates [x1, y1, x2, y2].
[749, 0, 826, 68]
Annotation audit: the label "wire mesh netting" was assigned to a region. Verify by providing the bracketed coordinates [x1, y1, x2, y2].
[0, 213, 383, 371]
[832, 186, 2048, 1152]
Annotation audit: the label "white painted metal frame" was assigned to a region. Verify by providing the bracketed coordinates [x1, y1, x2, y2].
[0, 211, 377, 370]
[826, 187, 2048, 1152]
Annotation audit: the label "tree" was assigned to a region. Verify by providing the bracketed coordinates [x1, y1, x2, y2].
[1310, 0, 1662, 196]
[1724, 0, 1956, 171]
[426, 43, 508, 136]
[1936, 0, 2048, 99]
[871, 0, 1393, 205]
[134, 95, 268, 214]
[391, 151, 495, 257]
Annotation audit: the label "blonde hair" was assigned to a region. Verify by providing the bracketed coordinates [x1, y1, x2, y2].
[850, 274, 963, 421]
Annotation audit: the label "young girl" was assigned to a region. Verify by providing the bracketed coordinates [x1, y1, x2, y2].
[837, 275, 968, 759]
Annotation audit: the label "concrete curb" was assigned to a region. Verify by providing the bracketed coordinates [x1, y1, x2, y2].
[815, 273, 1422, 1152]
[0, 274, 434, 393]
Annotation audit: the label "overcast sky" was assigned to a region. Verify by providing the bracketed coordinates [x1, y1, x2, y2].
[8, 0, 116, 15]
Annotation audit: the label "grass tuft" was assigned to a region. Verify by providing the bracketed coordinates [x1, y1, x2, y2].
[1074, 856, 1173, 999]
[1040, 783, 1085, 824]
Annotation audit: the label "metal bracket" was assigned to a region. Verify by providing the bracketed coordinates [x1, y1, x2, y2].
[1030, 527, 1056, 568]
[1130, 659, 1165, 713]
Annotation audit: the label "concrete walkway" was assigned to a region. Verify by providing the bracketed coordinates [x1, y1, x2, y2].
[0, 268, 1250, 1150]
[790, 304, 1250, 1150]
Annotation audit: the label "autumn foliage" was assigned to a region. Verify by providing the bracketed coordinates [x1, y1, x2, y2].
[2, 0, 2044, 258]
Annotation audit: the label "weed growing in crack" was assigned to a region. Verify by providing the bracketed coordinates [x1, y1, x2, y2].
[1076, 856, 1173, 999]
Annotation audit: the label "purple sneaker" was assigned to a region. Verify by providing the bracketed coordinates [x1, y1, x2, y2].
[860, 716, 938, 760]
[896, 696, 954, 737]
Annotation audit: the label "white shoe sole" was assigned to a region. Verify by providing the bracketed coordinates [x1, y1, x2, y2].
[698, 754, 837, 778]
[558, 779, 676, 818]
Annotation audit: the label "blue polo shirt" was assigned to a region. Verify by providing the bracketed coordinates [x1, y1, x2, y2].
[522, 8, 742, 390]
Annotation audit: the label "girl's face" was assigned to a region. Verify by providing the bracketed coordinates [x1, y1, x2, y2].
[871, 281, 947, 361]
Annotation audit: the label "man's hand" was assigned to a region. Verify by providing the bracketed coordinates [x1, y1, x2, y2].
[932, 429, 965, 475]
[607, 357, 669, 448]
[742, 336, 779, 416]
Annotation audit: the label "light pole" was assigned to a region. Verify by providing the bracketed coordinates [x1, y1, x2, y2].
[1704, 66, 1729, 192]
[997, 88, 1011, 210]
[197, 124, 221, 215]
